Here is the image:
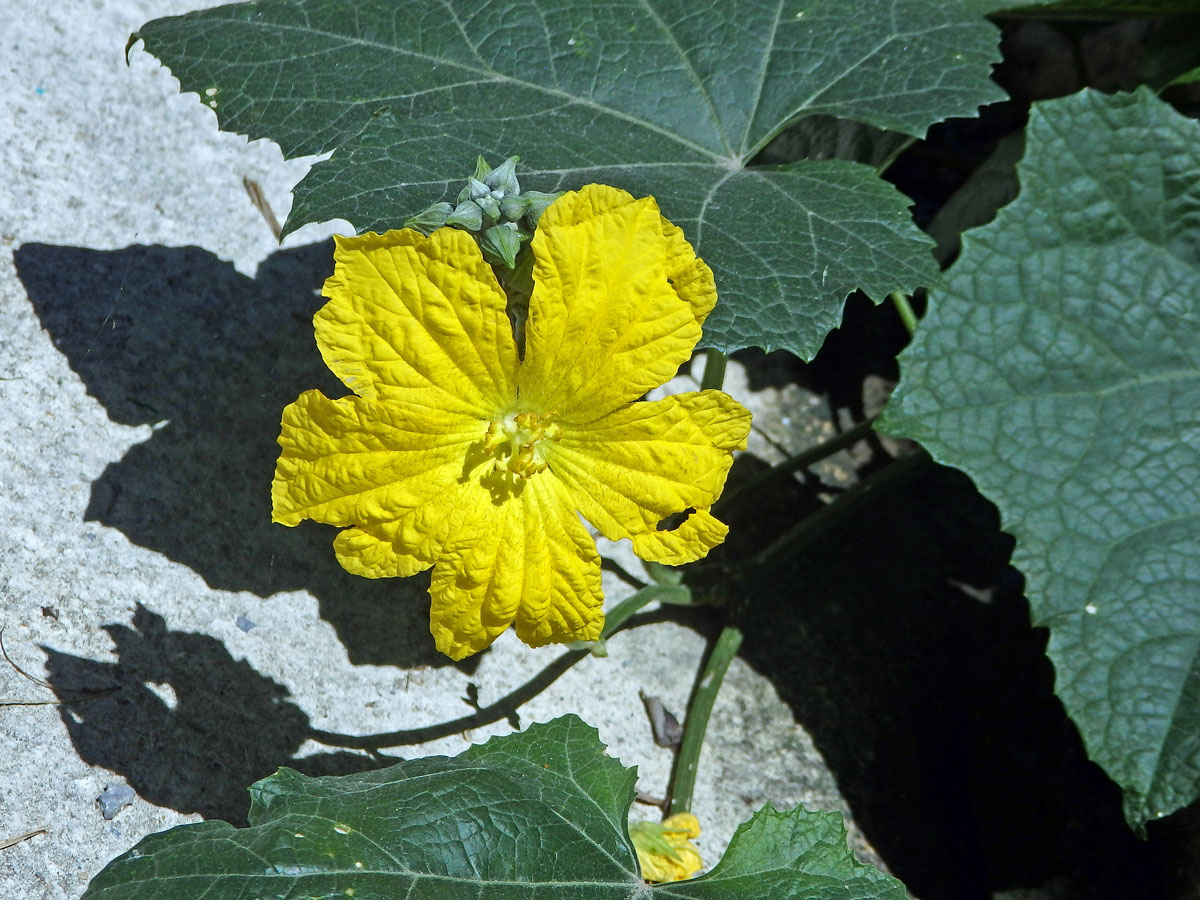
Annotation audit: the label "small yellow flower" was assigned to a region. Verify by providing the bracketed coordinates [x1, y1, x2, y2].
[271, 184, 751, 659]
[630, 812, 704, 882]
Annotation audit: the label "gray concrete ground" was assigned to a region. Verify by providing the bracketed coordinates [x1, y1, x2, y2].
[0, 3, 868, 897]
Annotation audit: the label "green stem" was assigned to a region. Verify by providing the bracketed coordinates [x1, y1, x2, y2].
[599, 584, 688, 639]
[714, 416, 877, 516]
[667, 619, 744, 816]
[875, 136, 918, 175]
[309, 583, 676, 752]
[699, 349, 727, 391]
[890, 291, 918, 336]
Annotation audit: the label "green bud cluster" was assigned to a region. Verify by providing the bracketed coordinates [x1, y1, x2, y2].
[405, 156, 562, 269]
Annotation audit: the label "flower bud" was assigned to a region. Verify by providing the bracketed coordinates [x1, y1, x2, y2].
[479, 223, 523, 269]
[522, 190, 563, 225]
[446, 200, 484, 231]
[484, 155, 520, 196]
[476, 194, 502, 220]
[500, 194, 532, 220]
[467, 177, 491, 201]
[403, 201, 453, 233]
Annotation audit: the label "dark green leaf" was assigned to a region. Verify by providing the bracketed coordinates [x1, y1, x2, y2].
[879, 88, 1200, 826]
[83, 715, 907, 899]
[131, 0, 1026, 356]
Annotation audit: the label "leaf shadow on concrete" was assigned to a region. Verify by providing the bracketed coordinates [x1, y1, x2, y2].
[719, 455, 1163, 900]
[40, 603, 665, 824]
[16, 241, 467, 672]
[42, 604, 396, 825]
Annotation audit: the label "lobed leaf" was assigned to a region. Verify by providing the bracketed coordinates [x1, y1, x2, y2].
[83, 715, 907, 899]
[880, 88, 1200, 826]
[130, 0, 1029, 356]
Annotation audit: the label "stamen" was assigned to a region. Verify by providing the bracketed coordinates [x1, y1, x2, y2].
[483, 410, 562, 481]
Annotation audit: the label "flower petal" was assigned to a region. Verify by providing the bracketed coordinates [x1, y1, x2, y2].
[631, 507, 729, 566]
[428, 476, 604, 660]
[660, 217, 717, 328]
[544, 390, 751, 564]
[519, 185, 706, 422]
[331, 453, 498, 579]
[317, 228, 519, 417]
[332, 499, 462, 579]
[512, 479, 606, 650]
[272, 389, 481, 528]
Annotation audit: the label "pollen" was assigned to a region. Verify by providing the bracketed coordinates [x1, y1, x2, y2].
[484, 409, 562, 479]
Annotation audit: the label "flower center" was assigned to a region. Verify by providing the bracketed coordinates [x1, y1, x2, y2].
[482, 410, 562, 480]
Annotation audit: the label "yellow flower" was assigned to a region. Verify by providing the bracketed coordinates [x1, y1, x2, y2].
[630, 812, 704, 882]
[271, 184, 751, 659]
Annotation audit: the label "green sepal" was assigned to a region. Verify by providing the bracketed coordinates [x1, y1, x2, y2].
[446, 200, 484, 231]
[403, 200, 453, 233]
[500, 193, 532, 220]
[522, 190, 563, 225]
[479, 223, 522, 268]
[484, 154, 521, 195]
[629, 820, 683, 863]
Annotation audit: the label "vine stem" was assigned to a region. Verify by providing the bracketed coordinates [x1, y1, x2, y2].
[598, 584, 687, 639]
[664, 451, 928, 814]
[890, 291, 918, 336]
[667, 618, 744, 816]
[307, 582, 676, 752]
[699, 348, 728, 392]
[662, 347, 734, 816]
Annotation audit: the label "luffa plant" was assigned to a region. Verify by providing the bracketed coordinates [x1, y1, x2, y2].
[85, 1, 1200, 896]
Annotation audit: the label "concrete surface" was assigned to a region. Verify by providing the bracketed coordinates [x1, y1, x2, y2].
[0, 2, 870, 897]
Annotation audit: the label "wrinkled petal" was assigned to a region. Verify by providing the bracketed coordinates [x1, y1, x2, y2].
[545, 391, 750, 564]
[427, 476, 604, 660]
[317, 228, 518, 417]
[519, 185, 707, 422]
[660, 217, 717, 327]
[512, 480, 606, 649]
[631, 508, 728, 566]
[272, 389, 481, 527]
[332, 495, 470, 579]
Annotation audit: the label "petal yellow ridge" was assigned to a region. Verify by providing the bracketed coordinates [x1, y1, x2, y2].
[545, 390, 751, 564]
[659, 217, 717, 327]
[631, 508, 729, 566]
[317, 228, 518, 418]
[332, 485, 473, 579]
[513, 477, 604, 648]
[330, 442, 500, 581]
[271, 389, 482, 528]
[427, 475, 604, 660]
[519, 185, 703, 423]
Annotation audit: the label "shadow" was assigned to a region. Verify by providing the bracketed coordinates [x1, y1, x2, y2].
[731, 459, 1163, 900]
[43, 605, 393, 824]
[16, 242, 468, 671]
